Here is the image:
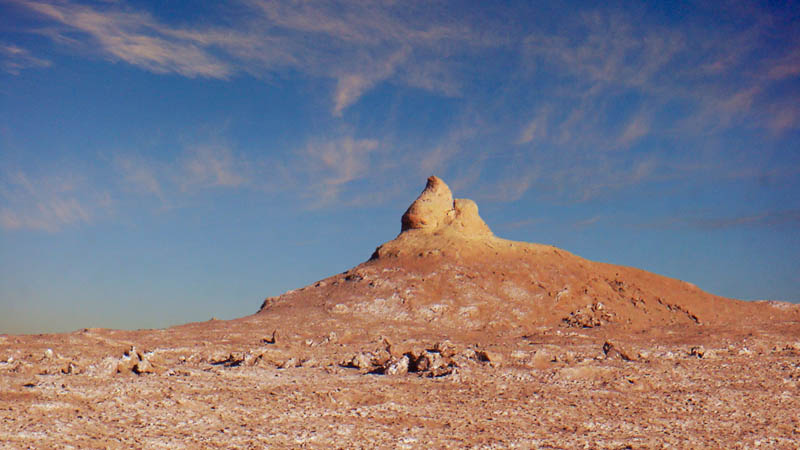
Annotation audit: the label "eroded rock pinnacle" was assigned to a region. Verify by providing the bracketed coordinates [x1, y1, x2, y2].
[400, 176, 492, 237]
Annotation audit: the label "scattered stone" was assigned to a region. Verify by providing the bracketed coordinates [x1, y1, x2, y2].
[431, 340, 456, 358]
[689, 346, 705, 358]
[563, 302, 616, 328]
[341, 352, 373, 371]
[556, 351, 577, 364]
[302, 357, 318, 368]
[61, 361, 79, 375]
[385, 355, 409, 376]
[784, 342, 800, 352]
[602, 341, 634, 361]
[117, 346, 162, 375]
[278, 357, 299, 369]
[210, 352, 246, 367]
[510, 350, 528, 360]
[325, 332, 338, 344]
[473, 349, 502, 366]
[341, 342, 458, 377]
[262, 330, 278, 345]
[371, 348, 392, 368]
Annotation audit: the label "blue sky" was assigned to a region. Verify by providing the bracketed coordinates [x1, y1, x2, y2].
[1, 0, 798, 334]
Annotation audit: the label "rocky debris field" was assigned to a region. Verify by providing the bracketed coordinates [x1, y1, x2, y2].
[2, 321, 799, 449]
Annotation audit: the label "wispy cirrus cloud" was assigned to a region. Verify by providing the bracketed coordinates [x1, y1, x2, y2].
[517, 108, 549, 145]
[639, 210, 800, 231]
[0, 43, 51, 74]
[115, 155, 163, 199]
[16, 0, 232, 77]
[179, 146, 249, 190]
[297, 136, 380, 204]
[332, 47, 410, 116]
[114, 144, 251, 206]
[6, 0, 799, 212]
[0, 171, 107, 232]
[13, 0, 496, 114]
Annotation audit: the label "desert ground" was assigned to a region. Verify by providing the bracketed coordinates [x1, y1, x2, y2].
[2, 177, 798, 449]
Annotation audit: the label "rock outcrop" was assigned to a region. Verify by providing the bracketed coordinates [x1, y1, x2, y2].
[261, 175, 795, 332]
[400, 176, 492, 237]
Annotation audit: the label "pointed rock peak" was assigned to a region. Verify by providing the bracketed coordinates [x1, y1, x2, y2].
[401, 176, 454, 232]
[400, 176, 492, 237]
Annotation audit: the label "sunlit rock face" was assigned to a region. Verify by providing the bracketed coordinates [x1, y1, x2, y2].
[400, 176, 492, 237]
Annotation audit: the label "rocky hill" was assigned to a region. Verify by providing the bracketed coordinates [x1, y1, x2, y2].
[259, 176, 791, 334]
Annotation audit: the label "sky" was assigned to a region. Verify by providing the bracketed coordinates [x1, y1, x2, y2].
[1, 0, 798, 335]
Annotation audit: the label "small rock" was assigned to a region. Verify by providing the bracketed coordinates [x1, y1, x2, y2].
[116, 355, 138, 374]
[133, 358, 155, 374]
[556, 351, 577, 363]
[250, 353, 271, 368]
[427, 364, 455, 378]
[327, 332, 338, 344]
[262, 330, 278, 344]
[431, 341, 456, 358]
[602, 341, 634, 361]
[386, 356, 409, 376]
[210, 352, 246, 367]
[43, 349, 54, 359]
[461, 349, 477, 361]
[302, 357, 318, 368]
[409, 351, 433, 372]
[61, 361, 79, 375]
[116, 346, 161, 375]
[475, 349, 502, 366]
[370, 349, 392, 368]
[689, 346, 705, 358]
[510, 350, 528, 360]
[342, 352, 373, 370]
[278, 357, 299, 369]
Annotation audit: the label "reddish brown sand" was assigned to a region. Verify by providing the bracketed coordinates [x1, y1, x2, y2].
[2, 177, 799, 448]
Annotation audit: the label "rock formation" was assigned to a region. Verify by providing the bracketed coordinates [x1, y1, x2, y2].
[261, 176, 794, 333]
[400, 175, 492, 236]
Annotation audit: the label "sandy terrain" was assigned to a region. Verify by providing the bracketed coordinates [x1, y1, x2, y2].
[2, 177, 798, 449]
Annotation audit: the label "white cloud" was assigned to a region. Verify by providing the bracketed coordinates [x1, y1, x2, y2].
[300, 136, 379, 204]
[115, 156, 163, 198]
[617, 113, 650, 148]
[18, 0, 232, 78]
[0, 171, 101, 232]
[518, 109, 549, 145]
[16, 0, 496, 114]
[478, 171, 538, 203]
[0, 43, 51, 74]
[332, 46, 410, 115]
[179, 146, 249, 189]
[113, 145, 250, 205]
